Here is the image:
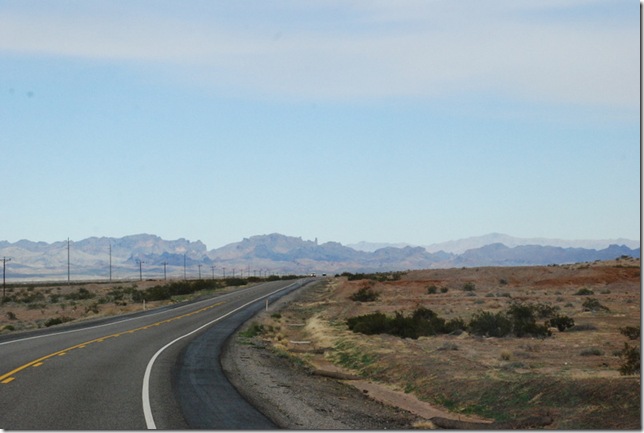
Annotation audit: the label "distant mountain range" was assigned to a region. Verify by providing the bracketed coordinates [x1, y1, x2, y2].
[348, 233, 641, 254]
[0, 233, 639, 281]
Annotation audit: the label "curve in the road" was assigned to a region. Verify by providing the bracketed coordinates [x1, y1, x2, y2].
[146, 280, 310, 428]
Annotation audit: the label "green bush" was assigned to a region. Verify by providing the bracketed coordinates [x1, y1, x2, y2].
[347, 312, 390, 335]
[582, 298, 609, 312]
[547, 314, 575, 332]
[468, 303, 553, 338]
[347, 307, 462, 339]
[350, 287, 380, 302]
[427, 285, 438, 294]
[44, 316, 74, 327]
[620, 326, 640, 340]
[462, 282, 476, 291]
[342, 271, 406, 282]
[65, 288, 95, 301]
[239, 322, 265, 339]
[534, 302, 560, 318]
[506, 303, 551, 337]
[618, 343, 640, 375]
[468, 311, 512, 337]
[574, 288, 594, 296]
[579, 347, 604, 356]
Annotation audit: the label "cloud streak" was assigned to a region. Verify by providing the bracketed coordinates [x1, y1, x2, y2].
[0, 0, 637, 108]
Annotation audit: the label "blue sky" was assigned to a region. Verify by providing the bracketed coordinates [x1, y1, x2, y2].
[0, 0, 640, 249]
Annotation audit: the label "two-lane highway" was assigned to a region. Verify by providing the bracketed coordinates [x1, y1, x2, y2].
[0, 279, 312, 429]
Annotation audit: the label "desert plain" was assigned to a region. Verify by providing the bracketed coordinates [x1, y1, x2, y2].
[0, 257, 640, 429]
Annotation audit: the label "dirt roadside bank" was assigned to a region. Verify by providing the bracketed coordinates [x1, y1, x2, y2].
[220, 279, 489, 429]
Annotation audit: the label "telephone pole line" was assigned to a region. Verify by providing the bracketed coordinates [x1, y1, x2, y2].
[2, 257, 11, 303]
[67, 238, 71, 284]
[136, 259, 145, 281]
[109, 241, 112, 282]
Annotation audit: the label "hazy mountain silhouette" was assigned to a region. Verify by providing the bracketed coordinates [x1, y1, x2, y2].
[0, 233, 639, 281]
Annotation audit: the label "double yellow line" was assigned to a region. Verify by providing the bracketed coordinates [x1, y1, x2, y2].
[0, 301, 224, 384]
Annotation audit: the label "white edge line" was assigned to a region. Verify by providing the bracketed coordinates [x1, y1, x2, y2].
[142, 281, 301, 429]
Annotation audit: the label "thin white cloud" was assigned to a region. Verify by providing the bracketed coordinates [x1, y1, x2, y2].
[0, 0, 637, 108]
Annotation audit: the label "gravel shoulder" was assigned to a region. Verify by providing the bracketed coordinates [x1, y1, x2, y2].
[220, 283, 419, 429]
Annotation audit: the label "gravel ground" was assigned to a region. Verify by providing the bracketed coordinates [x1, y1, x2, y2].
[220, 285, 419, 429]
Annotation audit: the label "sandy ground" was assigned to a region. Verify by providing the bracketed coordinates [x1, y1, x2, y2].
[221, 282, 491, 429]
[221, 260, 641, 429]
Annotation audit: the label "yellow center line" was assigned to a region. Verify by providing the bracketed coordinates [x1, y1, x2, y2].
[0, 301, 225, 384]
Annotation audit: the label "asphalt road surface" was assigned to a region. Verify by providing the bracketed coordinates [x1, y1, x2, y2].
[0, 279, 312, 429]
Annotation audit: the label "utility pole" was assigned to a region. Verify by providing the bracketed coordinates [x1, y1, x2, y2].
[163, 261, 168, 280]
[198, 264, 202, 279]
[1, 257, 11, 303]
[136, 259, 145, 281]
[222, 267, 226, 278]
[211, 265, 216, 280]
[67, 238, 71, 284]
[183, 254, 187, 280]
[109, 241, 112, 282]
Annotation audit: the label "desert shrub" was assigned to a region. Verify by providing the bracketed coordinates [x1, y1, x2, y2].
[582, 298, 609, 312]
[342, 271, 405, 281]
[65, 288, 94, 301]
[144, 285, 171, 301]
[574, 288, 594, 296]
[468, 303, 552, 338]
[44, 316, 74, 327]
[580, 347, 604, 356]
[411, 307, 448, 336]
[5, 311, 16, 320]
[16, 290, 46, 304]
[445, 317, 467, 334]
[85, 303, 100, 314]
[547, 314, 575, 332]
[224, 278, 247, 287]
[462, 282, 476, 291]
[239, 322, 265, 339]
[440, 287, 449, 293]
[534, 302, 560, 318]
[618, 343, 640, 375]
[347, 307, 462, 339]
[506, 303, 551, 337]
[347, 312, 390, 335]
[427, 285, 438, 294]
[468, 311, 512, 337]
[620, 326, 640, 340]
[130, 289, 144, 302]
[350, 287, 380, 302]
